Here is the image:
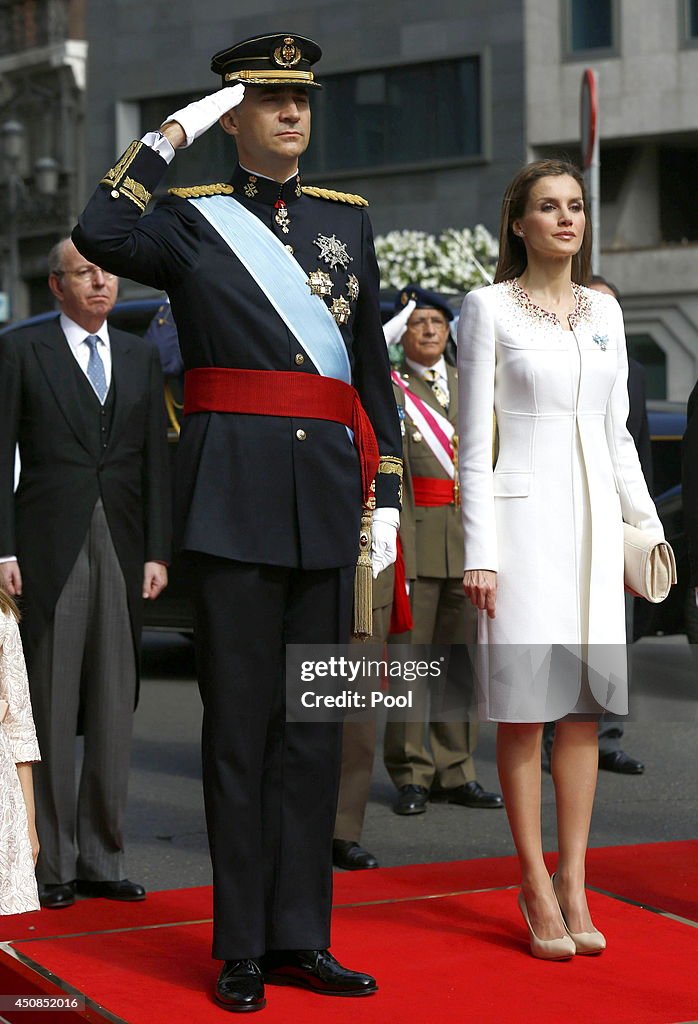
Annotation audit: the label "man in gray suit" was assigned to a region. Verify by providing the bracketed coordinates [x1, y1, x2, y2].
[0, 239, 171, 907]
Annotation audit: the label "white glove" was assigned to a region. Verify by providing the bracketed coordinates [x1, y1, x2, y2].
[371, 507, 400, 578]
[161, 85, 246, 148]
[382, 300, 416, 347]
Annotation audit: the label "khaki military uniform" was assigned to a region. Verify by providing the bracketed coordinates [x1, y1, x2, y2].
[384, 362, 478, 790]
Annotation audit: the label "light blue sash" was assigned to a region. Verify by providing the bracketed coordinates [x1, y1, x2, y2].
[189, 194, 351, 385]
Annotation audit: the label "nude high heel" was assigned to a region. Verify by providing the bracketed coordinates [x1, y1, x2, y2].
[551, 873, 606, 955]
[517, 890, 576, 960]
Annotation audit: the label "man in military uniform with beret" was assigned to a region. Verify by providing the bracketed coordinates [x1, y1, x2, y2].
[383, 286, 503, 815]
[74, 33, 402, 1013]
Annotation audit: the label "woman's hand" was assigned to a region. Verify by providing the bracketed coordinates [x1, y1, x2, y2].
[463, 569, 497, 618]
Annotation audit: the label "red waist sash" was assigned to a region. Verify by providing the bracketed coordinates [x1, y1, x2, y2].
[184, 367, 379, 505]
[412, 476, 455, 507]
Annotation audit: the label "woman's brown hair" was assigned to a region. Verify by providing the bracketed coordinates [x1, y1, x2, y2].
[0, 586, 19, 620]
[493, 159, 592, 286]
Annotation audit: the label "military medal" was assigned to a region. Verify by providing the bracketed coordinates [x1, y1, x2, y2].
[274, 199, 290, 233]
[331, 296, 351, 326]
[307, 269, 333, 297]
[314, 233, 352, 270]
[347, 274, 359, 301]
[244, 175, 259, 198]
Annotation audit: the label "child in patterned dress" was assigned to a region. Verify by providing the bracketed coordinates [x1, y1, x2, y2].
[0, 586, 41, 915]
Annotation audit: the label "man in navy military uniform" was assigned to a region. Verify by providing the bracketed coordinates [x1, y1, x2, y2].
[74, 33, 401, 1013]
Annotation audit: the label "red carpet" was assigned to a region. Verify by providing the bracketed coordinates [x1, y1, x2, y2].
[1, 842, 696, 1024]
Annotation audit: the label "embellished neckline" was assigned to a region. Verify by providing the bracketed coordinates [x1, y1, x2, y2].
[509, 279, 591, 330]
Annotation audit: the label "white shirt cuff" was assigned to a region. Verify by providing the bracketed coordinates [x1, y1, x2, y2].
[0, 556, 17, 563]
[141, 131, 176, 165]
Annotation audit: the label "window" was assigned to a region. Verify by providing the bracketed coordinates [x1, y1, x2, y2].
[565, 0, 615, 55]
[685, 0, 698, 38]
[303, 57, 482, 176]
[658, 145, 698, 243]
[628, 334, 667, 401]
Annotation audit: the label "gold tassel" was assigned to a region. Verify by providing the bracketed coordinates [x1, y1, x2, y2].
[353, 506, 373, 638]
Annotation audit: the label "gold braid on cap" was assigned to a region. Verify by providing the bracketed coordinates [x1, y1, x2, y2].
[225, 69, 315, 83]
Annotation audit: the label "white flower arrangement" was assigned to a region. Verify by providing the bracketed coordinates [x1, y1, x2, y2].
[374, 225, 499, 293]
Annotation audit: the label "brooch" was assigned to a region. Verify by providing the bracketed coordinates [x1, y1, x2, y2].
[593, 334, 608, 351]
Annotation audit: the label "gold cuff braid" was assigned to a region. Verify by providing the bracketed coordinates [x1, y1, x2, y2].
[377, 456, 403, 506]
[100, 141, 152, 210]
[378, 456, 403, 477]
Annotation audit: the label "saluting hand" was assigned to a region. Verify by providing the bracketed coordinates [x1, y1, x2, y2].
[143, 562, 168, 600]
[160, 84, 246, 149]
[463, 569, 497, 618]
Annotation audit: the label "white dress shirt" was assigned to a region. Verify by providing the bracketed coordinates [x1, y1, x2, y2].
[60, 313, 112, 394]
[405, 355, 450, 405]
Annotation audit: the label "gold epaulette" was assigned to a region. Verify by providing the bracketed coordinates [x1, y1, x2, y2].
[301, 186, 368, 207]
[167, 183, 235, 198]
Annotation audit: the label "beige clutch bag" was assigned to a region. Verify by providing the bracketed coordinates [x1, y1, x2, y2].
[623, 524, 677, 603]
[0, 699, 8, 723]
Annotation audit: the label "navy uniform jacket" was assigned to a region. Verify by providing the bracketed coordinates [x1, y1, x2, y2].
[74, 144, 402, 570]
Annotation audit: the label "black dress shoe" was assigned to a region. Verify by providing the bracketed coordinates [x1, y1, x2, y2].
[215, 959, 265, 1013]
[430, 781, 504, 809]
[599, 750, 645, 774]
[74, 878, 146, 901]
[393, 784, 429, 815]
[261, 949, 377, 996]
[332, 840, 379, 870]
[38, 882, 75, 909]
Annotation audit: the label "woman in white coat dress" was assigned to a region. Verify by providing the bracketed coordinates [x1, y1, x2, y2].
[458, 160, 664, 960]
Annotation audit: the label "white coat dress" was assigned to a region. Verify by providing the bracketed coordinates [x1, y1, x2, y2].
[0, 608, 40, 915]
[457, 280, 663, 723]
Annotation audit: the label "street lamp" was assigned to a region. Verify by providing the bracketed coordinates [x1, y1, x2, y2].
[0, 119, 25, 322]
[34, 156, 60, 197]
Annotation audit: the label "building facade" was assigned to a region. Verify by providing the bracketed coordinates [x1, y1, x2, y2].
[525, 0, 698, 399]
[0, 0, 87, 319]
[82, 0, 526, 293]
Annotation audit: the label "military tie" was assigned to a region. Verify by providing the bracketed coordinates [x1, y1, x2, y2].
[423, 368, 449, 411]
[85, 334, 108, 403]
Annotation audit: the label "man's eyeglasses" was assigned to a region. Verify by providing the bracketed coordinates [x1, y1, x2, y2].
[55, 267, 116, 282]
[408, 316, 449, 330]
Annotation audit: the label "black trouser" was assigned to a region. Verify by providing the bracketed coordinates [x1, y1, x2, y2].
[190, 554, 353, 960]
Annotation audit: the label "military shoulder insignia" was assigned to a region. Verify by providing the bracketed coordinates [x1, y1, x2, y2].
[301, 186, 368, 207]
[167, 183, 235, 198]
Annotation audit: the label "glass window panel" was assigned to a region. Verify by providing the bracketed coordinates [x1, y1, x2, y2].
[303, 57, 481, 175]
[628, 334, 667, 402]
[569, 0, 613, 51]
[689, 0, 698, 36]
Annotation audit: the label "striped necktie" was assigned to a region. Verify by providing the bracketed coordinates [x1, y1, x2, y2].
[85, 334, 108, 403]
[423, 368, 449, 410]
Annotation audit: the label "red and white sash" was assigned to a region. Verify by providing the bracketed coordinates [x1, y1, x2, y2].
[391, 369, 455, 479]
